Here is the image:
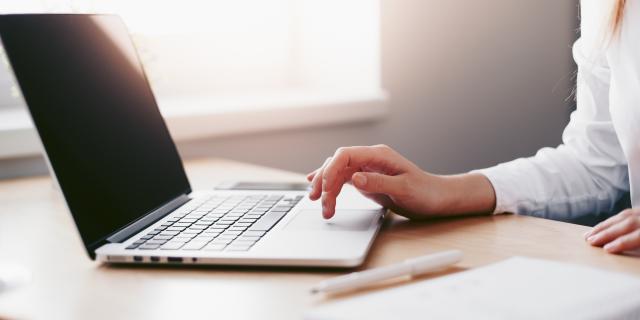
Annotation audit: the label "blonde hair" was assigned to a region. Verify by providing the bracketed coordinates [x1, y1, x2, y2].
[611, 0, 626, 35]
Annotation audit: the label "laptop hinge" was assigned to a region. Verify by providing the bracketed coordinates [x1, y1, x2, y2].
[106, 194, 191, 243]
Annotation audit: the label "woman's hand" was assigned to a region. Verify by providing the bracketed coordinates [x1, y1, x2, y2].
[307, 144, 496, 220]
[585, 209, 640, 254]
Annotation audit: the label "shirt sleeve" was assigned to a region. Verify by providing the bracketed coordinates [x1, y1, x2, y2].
[472, 34, 629, 224]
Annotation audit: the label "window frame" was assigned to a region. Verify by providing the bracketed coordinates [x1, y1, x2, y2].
[0, 91, 387, 159]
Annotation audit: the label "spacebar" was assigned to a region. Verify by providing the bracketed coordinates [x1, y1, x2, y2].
[249, 211, 288, 231]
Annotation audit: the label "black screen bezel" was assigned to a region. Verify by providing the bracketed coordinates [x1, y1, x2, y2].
[0, 14, 192, 258]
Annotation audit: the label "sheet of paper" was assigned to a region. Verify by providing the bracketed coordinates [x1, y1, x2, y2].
[306, 257, 640, 320]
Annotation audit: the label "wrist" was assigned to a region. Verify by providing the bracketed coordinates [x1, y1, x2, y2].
[432, 173, 496, 216]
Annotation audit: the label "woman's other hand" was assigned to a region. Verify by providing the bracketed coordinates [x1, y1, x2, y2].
[585, 209, 640, 254]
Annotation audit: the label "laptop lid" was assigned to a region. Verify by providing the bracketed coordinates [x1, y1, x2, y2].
[0, 14, 191, 257]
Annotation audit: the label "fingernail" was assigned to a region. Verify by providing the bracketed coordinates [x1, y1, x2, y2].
[587, 236, 595, 243]
[353, 174, 367, 188]
[322, 207, 331, 219]
[604, 242, 617, 252]
[583, 231, 591, 239]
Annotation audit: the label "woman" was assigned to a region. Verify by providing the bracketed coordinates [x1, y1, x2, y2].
[307, 0, 639, 254]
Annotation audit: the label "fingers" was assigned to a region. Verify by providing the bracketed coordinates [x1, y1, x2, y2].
[306, 169, 318, 182]
[321, 189, 338, 219]
[587, 215, 640, 247]
[586, 209, 640, 255]
[322, 145, 405, 195]
[321, 166, 362, 219]
[352, 172, 405, 196]
[603, 230, 640, 253]
[308, 157, 331, 201]
[584, 209, 631, 239]
[313, 145, 410, 219]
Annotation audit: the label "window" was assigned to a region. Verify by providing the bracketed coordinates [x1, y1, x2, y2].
[0, 0, 386, 157]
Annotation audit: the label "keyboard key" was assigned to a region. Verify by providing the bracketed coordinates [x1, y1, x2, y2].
[226, 244, 252, 251]
[173, 222, 192, 227]
[238, 235, 261, 241]
[210, 238, 234, 245]
[182, 241, 209, 250]
[152, 235, 174, 240]
[200, 232, 220, 238]
[193, 235, 216, 242]
[161, 241, 186, 250]
[173, 234, 197, 240]
[139, 243, 161, 250]
[231, 239, 256, 246]
[249, 211, 288, 231]
[145, 239, 169, 245]
[126, 241, 145, 249]
[194, 222, 214, 227]
[271, 206, 292, 212]
[217, 235, 238, 240]
[203, 243, 227, 251]
[243, 231, 266, 237]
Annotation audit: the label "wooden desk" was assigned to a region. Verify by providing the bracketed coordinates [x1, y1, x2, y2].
[1, 158, 639, 319]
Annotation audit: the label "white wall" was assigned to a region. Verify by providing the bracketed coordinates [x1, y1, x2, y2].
[0, 0, 578, 179]
[176, 0, 578, 175]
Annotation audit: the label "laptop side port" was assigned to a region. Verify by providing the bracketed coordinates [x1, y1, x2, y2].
[133, 256, 143, 262]
[150, 256, 160, 262]
[167, 257, 183, 263]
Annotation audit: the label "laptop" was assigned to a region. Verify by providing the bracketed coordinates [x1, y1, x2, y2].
[0, 14, 385, 267]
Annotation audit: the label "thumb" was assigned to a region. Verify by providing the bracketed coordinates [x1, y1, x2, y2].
[352, 172, 403, 195]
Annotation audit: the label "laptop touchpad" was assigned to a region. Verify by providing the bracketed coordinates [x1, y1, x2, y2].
[285, 210, 378, 231]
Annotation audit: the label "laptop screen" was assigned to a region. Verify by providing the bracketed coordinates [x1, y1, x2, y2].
[0, 14, 191, 253]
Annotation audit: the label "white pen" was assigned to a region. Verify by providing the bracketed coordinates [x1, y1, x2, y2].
[310, 250, 463, 294]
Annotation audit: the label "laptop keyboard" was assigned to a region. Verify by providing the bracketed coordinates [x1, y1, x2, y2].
[125, 194, 303, 252]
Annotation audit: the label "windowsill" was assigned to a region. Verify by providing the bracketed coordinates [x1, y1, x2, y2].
[0, 90, 388, 159]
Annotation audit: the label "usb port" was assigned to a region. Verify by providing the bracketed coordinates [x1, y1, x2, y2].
[150, 256, 160, 262]
[133, 256, 143, 262]
[167, 257, 183, 263]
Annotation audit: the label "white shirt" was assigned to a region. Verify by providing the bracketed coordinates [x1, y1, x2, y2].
[476, 0, 640, 225]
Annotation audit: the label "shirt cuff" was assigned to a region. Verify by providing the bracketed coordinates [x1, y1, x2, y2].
[469, 166, 516, 215]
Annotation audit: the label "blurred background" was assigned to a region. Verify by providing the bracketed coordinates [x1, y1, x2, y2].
[0, 0, 578, 179]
